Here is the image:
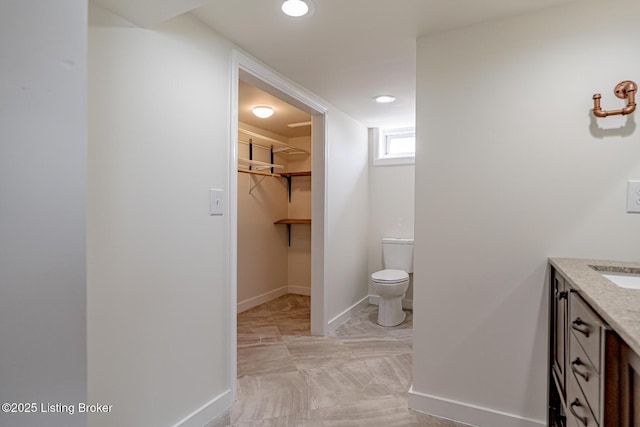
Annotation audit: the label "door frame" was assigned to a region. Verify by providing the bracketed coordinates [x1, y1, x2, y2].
[229, 50, 329, 398]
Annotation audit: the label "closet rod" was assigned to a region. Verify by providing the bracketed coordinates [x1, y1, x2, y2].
[237, 169, 282, 178]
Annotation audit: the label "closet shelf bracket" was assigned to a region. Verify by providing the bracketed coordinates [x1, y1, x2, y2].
[280, 171, 311, 203]
[274, 219, 311, 246]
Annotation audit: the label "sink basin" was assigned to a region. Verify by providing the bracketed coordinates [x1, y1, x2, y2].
[601, 272, 640, 290]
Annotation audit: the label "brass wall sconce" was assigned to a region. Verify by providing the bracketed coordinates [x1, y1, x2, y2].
[592, 80, 637, 117]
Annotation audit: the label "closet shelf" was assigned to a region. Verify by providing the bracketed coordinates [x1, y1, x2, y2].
[280, 171, 311, 177]
[274, 219, 311, 225]
[238, 157, 284, 171]
[274, 219, 311, 246]
[272, 147, 309, 155]
[239, 127, 310, 155]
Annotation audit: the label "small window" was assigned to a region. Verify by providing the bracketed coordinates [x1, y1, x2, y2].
[373, 127, 415, 166]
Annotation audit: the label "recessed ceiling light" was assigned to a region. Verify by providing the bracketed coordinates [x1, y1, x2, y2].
[252, 106, 274, 119]
[374, 95, 396, 104]
[281, 0, 311, 17]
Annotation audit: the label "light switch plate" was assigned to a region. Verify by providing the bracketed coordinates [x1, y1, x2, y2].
[210, 189, 223, 215]
[627, 181, 640, 213]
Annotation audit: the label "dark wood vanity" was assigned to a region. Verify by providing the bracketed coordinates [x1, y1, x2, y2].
[549, 259, 640, 427]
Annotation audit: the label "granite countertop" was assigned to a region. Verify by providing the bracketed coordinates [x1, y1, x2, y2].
[549, 257, 640, 356]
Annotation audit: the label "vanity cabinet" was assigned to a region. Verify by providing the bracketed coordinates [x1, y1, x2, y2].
[549, 267, 624, 427]
[551, 270, 568, 397]
[620, 341, 640, 426]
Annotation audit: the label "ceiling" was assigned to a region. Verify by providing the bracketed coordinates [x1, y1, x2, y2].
[239, 80, 311, 138]
[93, 0, 580, 130]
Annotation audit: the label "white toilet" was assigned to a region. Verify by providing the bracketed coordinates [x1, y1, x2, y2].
[371, 237, 414, 327]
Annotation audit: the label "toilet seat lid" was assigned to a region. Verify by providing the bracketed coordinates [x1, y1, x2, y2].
[371, 269, 409, 284]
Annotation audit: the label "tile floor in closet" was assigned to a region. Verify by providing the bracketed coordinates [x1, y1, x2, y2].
[208, 294, 469, 427]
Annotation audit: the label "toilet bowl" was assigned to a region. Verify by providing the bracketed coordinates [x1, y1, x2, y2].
[371, 237, 413, 327]
[372, 269, 409, 327]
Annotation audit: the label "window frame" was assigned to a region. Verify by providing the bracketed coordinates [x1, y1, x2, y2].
[373, 127, 415, 166]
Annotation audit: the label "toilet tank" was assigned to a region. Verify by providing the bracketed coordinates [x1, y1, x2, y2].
[382, 238, 414, 273]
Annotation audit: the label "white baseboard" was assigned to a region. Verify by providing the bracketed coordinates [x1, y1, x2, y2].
[408, 386, 544, 427]
[237, 286, 288, 313]
[288, 285, 310, 296]
[327, 295, 370, 332]
[368, 294, 413, 310]
[172, 389, 232, 427]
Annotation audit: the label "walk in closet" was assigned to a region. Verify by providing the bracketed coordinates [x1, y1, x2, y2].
[236, 79, 312, 314]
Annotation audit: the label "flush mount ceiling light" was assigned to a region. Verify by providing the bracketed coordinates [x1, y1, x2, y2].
[281, 0, 313, 17]
[374, 95, 396, 104]
[252, 106, 274, 119]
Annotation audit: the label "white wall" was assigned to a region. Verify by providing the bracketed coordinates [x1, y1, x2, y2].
[411, 1, 640, 426]
[368, 129, 415, 301]
[326, 110, 370, 324]
[88, 6, 232, 426]
[0, 2, 87, 427]
[237, 169, 289, 304]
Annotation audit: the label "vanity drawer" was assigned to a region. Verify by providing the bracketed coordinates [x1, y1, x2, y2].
[570, 292, 603, 370]
[569, 332, 600, 421]
[567, 372, 598, 427]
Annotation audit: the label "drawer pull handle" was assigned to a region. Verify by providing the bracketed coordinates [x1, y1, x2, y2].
[571, 358, 589, 382]
[555, 290, 568, 300]
[571, 317, 590, 337]
[569, 399, 588, 426]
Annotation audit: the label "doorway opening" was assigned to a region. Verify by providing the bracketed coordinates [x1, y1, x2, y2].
[229, 51, 328, 397]
[236, 78, 312, 315]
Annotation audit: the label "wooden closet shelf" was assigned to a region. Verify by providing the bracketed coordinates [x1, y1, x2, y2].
[280, 171, 311, 177]
[274, 219, 311, 225]
[275, 219, 311, 246]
